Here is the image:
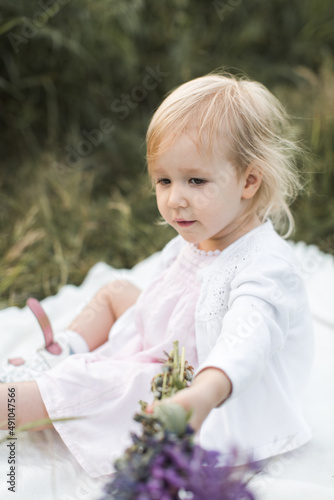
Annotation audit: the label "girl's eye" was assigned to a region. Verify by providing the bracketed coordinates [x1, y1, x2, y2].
[190, 178, 206, 185]
[157, 178, 170, 186]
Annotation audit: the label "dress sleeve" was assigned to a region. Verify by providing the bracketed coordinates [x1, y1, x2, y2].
[195, 254, 310, 399]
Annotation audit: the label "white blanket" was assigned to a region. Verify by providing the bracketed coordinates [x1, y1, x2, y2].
[0, 242, 333, 500]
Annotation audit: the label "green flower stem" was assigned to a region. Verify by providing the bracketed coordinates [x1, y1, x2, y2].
[180, 346, 185, 383]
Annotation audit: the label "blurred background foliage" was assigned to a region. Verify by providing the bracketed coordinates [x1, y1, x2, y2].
[0, 0, 333, 307]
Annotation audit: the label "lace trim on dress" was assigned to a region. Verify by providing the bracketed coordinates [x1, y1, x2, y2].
[196, 243, 263, 321]
[190, 244, 221, 257]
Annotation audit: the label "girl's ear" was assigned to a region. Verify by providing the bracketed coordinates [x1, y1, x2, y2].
[241, 164, 263, 199]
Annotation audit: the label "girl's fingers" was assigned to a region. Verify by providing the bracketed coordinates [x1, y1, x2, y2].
[145, 404, 154, 414]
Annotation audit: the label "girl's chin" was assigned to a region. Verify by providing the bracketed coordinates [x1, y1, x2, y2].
[175, 232, 201, 245]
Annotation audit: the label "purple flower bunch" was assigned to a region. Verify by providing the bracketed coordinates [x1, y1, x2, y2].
[102, 422, 255, 500]
[101, 343, 256, 500]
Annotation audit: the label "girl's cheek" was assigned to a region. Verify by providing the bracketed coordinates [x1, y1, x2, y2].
[203, 183, 221, 202]
[193, 193, 209, 210]
[156, 198, 167, 218]
[192, 186, 218, 210]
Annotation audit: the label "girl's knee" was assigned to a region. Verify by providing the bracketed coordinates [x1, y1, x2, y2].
[105, 279, 132, 295]
[95, 280, 132, 306]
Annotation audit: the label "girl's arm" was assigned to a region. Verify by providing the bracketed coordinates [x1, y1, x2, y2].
[151, 367, 232, 432]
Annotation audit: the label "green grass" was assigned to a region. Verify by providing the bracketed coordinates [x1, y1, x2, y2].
[0, 159, 175, 309]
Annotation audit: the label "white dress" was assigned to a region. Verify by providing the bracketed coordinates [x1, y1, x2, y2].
[36, 243, 219, 477]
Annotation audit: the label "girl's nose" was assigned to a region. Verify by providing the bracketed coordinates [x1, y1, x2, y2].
[167, 184, 188, 209]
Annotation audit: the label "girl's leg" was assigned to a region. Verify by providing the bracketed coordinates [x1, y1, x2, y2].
[0, 280, 141, 384]
[1, 381, 50, 431]
[68, 279, 141, 351]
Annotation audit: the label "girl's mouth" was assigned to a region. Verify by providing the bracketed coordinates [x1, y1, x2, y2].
[175, 220, 196, 228]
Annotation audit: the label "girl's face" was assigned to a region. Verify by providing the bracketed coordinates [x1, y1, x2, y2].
[150, 132, 261, 252]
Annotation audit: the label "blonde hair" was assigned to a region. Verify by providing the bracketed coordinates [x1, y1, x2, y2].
[146, 72, 303, 237]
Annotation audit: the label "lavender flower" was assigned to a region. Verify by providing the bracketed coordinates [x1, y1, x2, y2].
[101, 342, 256, 500]
[102, 427, 255, 500]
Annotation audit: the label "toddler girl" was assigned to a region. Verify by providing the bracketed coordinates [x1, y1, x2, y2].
[0, 72, 313, 478]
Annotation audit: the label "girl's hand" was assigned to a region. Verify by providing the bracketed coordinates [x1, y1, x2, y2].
[147, 367, 232, 432]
